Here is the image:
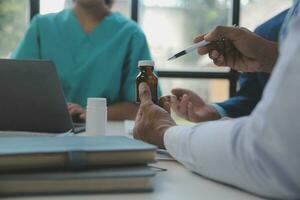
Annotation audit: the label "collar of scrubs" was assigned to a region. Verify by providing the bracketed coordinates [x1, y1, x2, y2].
[60, 9, 116, 48]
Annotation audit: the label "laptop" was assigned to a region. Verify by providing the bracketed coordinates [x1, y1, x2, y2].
[0, 59, 74, 134]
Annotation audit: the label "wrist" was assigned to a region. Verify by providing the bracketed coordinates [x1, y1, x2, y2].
[206, 105, 222, 121]
[209, 104, 228, 118]
[258, 41, 278, 73]
[157, 123, 176, 149]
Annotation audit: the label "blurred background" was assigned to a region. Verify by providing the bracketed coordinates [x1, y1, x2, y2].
[0, 0, 292, 104]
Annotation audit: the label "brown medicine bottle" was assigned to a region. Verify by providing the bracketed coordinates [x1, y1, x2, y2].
[136, 60, 158, 104]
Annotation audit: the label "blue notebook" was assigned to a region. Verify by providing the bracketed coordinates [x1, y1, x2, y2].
[0, 136, 156, 172]
[0, 166, 155, 196]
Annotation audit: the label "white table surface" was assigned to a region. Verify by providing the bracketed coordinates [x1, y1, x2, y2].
[4, 122, 266, 200]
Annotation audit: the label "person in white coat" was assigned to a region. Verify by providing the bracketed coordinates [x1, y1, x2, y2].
[133, 2, 300, 199]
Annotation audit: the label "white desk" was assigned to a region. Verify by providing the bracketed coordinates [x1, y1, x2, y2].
[5, 122, 266, 200]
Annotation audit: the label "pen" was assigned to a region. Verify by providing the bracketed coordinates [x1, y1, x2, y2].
[168, 40, 210, 61]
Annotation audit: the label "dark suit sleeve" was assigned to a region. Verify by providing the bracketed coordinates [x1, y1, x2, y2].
[215, 9, 288, 118]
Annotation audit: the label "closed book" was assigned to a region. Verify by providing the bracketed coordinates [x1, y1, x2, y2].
[0, 166, 155, 196]
[0, 136, 156, 172]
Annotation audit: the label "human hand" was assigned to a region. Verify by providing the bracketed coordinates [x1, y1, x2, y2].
[67, 103, 86, 123]
[158, 95, 172, 114]
[133, 83, 176, 149]
[170, 88, 220, 122]
[195, 26, 278, 73]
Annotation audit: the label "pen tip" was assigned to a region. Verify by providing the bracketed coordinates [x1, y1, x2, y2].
[168, 56, 175, 61]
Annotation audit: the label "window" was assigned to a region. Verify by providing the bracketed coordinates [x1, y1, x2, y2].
[40, 0, 65, 14]
[40, 0, 131, 17]
[160, 78, 229, 103]
[0, 0, 30, 58]
[112, 0, 131, 18]
[240, 0, 292, 31]
[139, 0, 232, 72]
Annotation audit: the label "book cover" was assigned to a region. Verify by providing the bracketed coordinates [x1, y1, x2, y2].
[0, 166, 155, 196]
[0, 136, 157, 172]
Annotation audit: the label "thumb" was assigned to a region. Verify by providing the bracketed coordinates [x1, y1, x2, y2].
[139, 82, 153, 104]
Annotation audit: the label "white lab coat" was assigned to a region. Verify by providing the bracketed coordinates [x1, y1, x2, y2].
[164, 5, 300, 200]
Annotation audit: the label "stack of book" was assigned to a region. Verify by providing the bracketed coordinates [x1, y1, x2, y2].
[0, 136, 157, 196]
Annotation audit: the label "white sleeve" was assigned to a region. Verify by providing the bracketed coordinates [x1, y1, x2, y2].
[164, 11, 300, 200]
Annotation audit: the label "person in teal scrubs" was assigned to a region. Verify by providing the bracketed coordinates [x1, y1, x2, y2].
[12, 0, 152, 122]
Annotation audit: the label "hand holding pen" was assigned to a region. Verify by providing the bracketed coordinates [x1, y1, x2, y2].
[168, 32, 227, 61]
[169, 26, 278, 73]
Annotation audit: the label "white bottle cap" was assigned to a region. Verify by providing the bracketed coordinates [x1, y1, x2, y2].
[138, 60, 155, 67]
[87, 98, 107, 108]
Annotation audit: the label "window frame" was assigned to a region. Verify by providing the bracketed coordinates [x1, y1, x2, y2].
[30, 0, 240, 97]
[30, 0, 40, 19]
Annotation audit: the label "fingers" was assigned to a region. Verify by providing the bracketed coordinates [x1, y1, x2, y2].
[195, 26, 252, 68]
[68, 103, 78, 110]
[69, 108, 83, 116]
[69, 107, 80, 115]
[139, 82, 153, 105]
[178, 94, 189, 117]
[209, 50, 220, 60]
[193, 34, 206, 43]
[170, 96, 180, 114]
[159, 96, 171, 113]
[197, 26, 239, 59]
[213, 54, 226, 66]
[199, 42, 228, 67]
[68, 104, 85, 116]
[170, 96, 188, 119]
[209, 50, 226, 66]
[198, 44, 217, 55]
[204, 26, 239, 42]
[68, 103, 82, 110]
[187, 102, 200, 122]
[194, 33, 217, 56]
[171, 88, 191, 98]
[163, 102, 171, 114]
[80, 113, 86, 120]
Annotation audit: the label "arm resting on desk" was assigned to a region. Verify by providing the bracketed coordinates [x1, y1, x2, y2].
[164, 50, 300, 199]
[69, 102, 139, 122]
[108, 102, 139, 121]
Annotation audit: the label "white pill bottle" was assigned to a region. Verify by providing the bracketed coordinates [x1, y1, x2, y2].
[86, 98, 107, 136]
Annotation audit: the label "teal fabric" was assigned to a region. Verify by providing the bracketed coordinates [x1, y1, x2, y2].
[12, 10, 152, 107]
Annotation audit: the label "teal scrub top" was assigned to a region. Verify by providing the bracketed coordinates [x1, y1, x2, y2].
[12, 9, 152, 107]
